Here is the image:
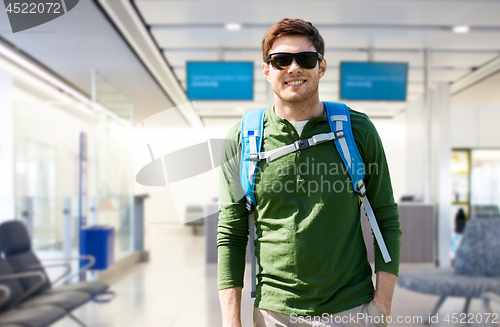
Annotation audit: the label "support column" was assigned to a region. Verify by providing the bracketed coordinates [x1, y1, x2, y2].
[423, 48, 432, 203]
[405, 97, 425, 197]
[0, 70, 14, 223]
[431, 83, 452, 267]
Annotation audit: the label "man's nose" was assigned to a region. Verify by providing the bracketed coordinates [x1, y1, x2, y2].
[287, 58, 302, 72]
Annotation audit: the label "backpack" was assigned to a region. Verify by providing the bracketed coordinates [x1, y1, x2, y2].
[240, 101, 391, 298]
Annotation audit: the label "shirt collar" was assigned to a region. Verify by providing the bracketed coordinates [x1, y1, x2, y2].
[267, 103, 328, 126]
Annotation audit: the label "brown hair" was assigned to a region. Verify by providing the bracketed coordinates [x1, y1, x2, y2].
[261, 18, 325, 62]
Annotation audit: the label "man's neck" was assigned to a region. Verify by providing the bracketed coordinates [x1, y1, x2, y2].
[273, 95, 324, 122]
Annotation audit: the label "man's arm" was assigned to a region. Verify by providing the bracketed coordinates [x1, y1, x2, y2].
[217, 125, 248, 326]
[373, 270, 397, 317]
[352, 112, 401, 317]
[219, 287, 243, 327]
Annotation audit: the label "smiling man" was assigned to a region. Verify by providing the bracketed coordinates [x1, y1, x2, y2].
[217, 18, 401, 327]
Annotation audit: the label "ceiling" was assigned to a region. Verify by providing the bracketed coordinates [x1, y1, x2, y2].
[130, 0, 500, 125]
[453, 70, 500, 105]
[0, 0, 187, 126]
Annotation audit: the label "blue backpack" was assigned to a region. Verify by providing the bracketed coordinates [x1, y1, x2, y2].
[240, 101, 391, 298]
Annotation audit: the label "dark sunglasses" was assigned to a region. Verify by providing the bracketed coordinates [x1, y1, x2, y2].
[265, 52, 323, 70]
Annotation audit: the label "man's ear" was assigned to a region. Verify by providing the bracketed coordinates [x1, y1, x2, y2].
[319, 59, 327, 79]
[263, 62, 271, 82]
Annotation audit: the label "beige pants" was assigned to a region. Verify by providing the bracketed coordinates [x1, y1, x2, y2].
[254, 301, 387, 327]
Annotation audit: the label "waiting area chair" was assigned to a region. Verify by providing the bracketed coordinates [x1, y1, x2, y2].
[0, 220, 113, 326]
[0, 241, 68, 326]
[397, 218, 500, 323]
[0, 220, 110, 299]
[482, 292, 500, 327]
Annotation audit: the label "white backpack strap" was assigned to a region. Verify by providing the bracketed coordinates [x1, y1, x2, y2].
[359, 196, 392, 263]
[331, 115, 352, 169]
[251, 131, 345, 163]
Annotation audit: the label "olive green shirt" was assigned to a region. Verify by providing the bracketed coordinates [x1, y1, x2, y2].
[217, 104, 401, 316]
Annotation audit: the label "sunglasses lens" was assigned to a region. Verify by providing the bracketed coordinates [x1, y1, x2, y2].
[296, 53, 318, 69]
[270, 54, 293, 70]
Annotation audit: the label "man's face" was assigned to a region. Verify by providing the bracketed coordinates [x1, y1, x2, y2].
[263, 35, 326, 106]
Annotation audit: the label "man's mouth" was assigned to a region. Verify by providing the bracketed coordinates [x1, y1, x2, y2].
[285, 80, 306, 86]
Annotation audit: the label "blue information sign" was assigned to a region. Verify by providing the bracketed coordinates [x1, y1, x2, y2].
[187, 62, 254, 100]
[340, 62, 408, 101]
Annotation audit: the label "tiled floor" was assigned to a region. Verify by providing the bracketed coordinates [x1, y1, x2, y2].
[52, 224, 499, 326]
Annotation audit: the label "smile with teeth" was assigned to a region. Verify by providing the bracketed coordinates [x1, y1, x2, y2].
[286, 80, 306, 86]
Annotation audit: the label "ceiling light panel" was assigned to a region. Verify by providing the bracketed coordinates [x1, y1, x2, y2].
[453, 25, 470, 33]
[225, 23, 242, 31]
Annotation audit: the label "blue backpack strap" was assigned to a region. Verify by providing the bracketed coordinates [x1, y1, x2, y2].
[240, 108, 265, 299]
[325, 102, 391, 263]
[324, 102, 365, 194]
[240, 108, 266, 213]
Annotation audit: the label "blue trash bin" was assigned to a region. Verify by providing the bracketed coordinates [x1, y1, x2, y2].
[81, 226, 115, 270]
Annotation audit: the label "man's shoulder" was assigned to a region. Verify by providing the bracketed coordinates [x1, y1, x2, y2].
[348, 107, 371, 126]
[344, 107, 382, 161]
[348, 107, 377, 134]
[225, 120, 242, 142]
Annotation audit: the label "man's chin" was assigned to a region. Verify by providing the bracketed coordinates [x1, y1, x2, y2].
[280, 93, 315, 104]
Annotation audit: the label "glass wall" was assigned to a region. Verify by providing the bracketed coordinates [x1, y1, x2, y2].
[14, 101, 93, 253]
[92, 71, 134, 260]
[450, 148, 500, 258]
[3, 62, 135, 267]
[470, 149, 500, 219]
[450, 149, 470, 258]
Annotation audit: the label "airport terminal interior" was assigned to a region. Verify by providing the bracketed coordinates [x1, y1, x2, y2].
[1, 0, 500, 326]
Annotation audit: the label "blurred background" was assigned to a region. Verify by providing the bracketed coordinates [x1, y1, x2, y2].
[1, 0, 500, 326]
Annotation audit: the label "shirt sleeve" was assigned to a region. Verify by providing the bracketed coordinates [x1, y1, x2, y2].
[216, 123, 250, 290]
[352, 112, 402, 276]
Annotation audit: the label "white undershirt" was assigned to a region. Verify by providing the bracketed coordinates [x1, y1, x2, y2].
[289, 120, 309, 137]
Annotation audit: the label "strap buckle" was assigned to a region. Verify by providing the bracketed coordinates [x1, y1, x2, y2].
[249, 154, 260, 162]
[357, 180, 367, 197]
[335, 130, 345, 139]
[293, 139, 309, 150]
[245, 196, 254, 213]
